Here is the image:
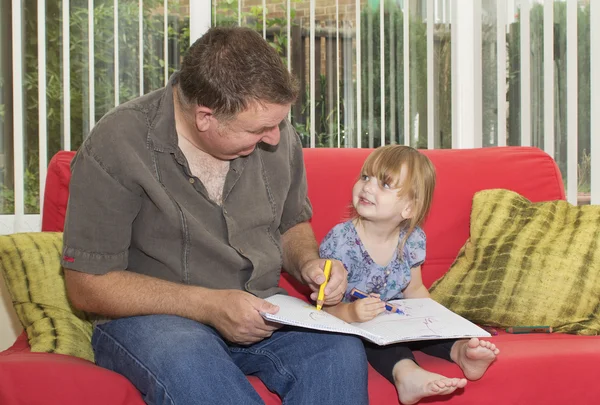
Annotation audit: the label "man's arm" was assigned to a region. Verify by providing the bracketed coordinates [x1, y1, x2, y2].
[65, 269, 210, 320]
[281, 222, 347, 305]
[280, 222, 319, 280]
[64, 269, 280, 345]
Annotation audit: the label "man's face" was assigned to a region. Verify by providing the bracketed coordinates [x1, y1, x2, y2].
[201, 102, 291, 160]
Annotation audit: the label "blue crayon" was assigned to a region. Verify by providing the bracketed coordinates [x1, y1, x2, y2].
[350, 287, 405, 315]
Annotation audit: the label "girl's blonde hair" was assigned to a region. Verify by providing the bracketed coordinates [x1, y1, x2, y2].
[355, 145, 436, 253]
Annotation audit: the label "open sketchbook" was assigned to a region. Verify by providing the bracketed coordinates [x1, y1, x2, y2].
[261, 294, 490, 346]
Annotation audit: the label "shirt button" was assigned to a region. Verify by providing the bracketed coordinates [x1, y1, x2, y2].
[385, 270, 391, 275]
[223, 208, 228, 215]
[383, 282, 387, 287]
[239, 248, 244, 254]
[189, 177, 195, 184]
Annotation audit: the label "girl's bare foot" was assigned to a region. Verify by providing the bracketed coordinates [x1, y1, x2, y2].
[451, 337, 500, 380]
[392, 359, 467, 405]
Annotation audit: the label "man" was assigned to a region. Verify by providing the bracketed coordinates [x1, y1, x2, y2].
[61, 27, 368, 404]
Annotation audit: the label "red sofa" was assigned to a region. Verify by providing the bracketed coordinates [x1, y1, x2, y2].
[1, 146, 599, 405]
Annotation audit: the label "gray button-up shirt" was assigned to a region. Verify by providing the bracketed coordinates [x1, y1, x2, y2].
[62, 79, 312, 298]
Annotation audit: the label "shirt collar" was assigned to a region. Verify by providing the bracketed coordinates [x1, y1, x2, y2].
[148, 73, 180, 154]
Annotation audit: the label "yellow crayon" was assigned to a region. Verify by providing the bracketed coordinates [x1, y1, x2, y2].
[316, 260, 332, 310]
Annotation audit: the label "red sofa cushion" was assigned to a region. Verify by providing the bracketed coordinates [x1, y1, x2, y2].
[0, 335, 144, 405]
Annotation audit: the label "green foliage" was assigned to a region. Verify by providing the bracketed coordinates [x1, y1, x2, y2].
[508, 2, 591, 190]
[482, 12, 498, 147]
[0, 77, 4, 119]
[217, 1, 592, 192]
[2, 1, 594, 215]
[360, 2, 405, 147]
[293, 74, 343, 148]
[1, 0, 189, 214]
[358, 2, 454, 149]
[0, 169, 40, 214]
[578, 149, 591, 193]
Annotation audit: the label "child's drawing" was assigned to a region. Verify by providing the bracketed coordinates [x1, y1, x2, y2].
[422, 317, 437, 335]
[309, 311, 329, 321]
[392, 300, 426, 316]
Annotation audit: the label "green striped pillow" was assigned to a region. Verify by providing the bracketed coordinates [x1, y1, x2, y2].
[0, 232, 94, 361]
[430, 189, 600, 335]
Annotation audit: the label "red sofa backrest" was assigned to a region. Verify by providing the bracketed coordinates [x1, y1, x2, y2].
[43, 146, 564, 292]
[302, 147, 565, 289]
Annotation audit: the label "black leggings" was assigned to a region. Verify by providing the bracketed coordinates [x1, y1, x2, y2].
[364, 339, 456, 383]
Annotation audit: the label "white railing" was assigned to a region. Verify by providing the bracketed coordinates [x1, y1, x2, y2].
[0, 0, 209, 234]
[566, 0, 578, 204]
[10, 0, 25, 233]
[1, 0, 598, 236]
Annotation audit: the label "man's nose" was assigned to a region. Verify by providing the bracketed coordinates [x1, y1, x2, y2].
[261, 127, 281, 146]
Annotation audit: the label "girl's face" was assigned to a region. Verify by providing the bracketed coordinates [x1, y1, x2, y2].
[352, 168, 414, 225]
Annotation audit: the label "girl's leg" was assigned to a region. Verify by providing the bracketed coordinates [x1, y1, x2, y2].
[365, 342, 466, 405]
[414, 339, 455, 362]
[449, 338, 500, 380]
[416, 338, 499, 380]
[364, 342, 416, 383]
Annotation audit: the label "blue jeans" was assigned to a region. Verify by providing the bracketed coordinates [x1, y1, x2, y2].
[92, 315, 368, 405]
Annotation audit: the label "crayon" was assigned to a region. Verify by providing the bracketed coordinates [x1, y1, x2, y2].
[481, 326, 498, 336]
[316, 260, 332, 310]
[506, 326, 553, 334]
[349, 287, 405, 315]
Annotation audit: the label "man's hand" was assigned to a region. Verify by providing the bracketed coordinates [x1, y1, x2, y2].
[301, 259, 348, 305]
[206, 290, 281, 345]
[349, 297, 386, 323]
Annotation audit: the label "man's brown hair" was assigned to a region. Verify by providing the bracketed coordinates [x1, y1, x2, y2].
[177, 27, 299, 119]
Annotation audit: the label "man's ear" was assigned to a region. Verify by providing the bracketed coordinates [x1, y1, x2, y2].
[195, 105, 214, 132]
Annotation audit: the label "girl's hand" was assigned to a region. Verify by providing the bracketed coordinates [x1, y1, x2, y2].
[350, 297, 386, 322]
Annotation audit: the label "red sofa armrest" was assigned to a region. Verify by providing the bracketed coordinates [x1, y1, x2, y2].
[42, 151, 75, 232]
[0, 348, 145, 405]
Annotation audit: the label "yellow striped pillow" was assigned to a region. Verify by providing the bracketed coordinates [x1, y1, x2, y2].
[0, 232, 94, 361]
[430, 189, 600, 335]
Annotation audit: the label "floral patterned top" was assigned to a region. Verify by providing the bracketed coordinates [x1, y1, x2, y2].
[319, 220, 426, 302]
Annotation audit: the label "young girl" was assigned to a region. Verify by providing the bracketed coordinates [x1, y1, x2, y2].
[319, 145, 499, 405]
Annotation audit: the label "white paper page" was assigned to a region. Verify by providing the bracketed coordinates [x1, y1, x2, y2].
[352, 298, 491, 344]
[262, 294, 382, 343]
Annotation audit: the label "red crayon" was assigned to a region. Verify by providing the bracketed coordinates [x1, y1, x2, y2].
[481, 326, 498, 336]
